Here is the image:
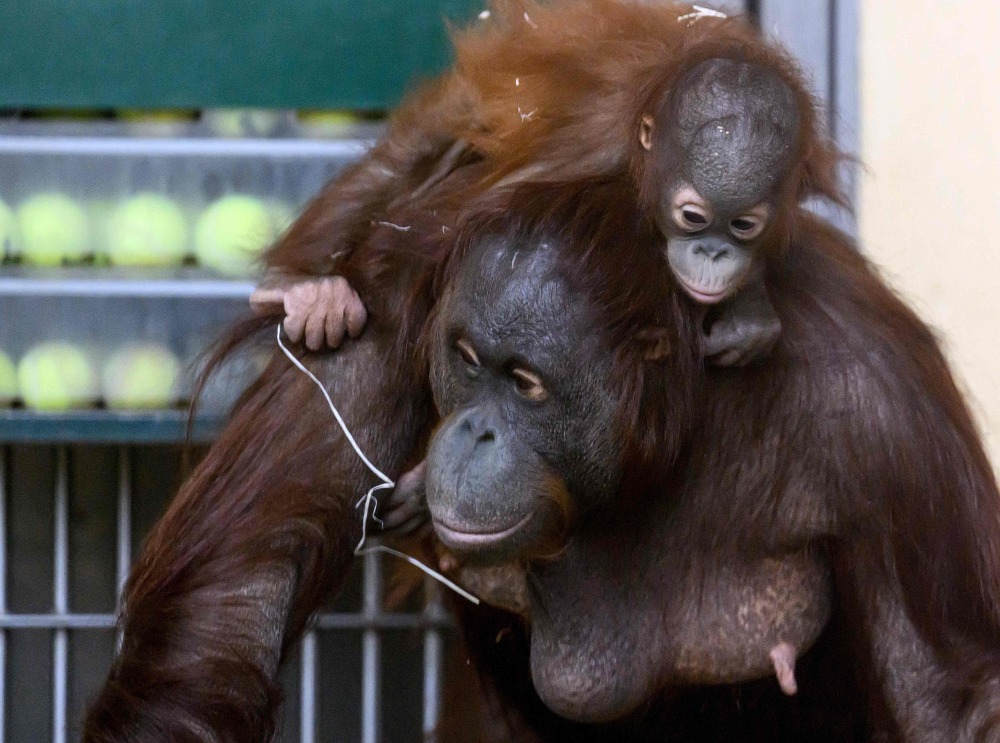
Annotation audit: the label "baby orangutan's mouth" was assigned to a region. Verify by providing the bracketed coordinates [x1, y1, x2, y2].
[676, 275, 733, 304]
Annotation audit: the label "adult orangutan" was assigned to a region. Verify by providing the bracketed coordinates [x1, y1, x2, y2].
[419, 182, 1000, 742]
[82, 2, 1000, 742]
[86, 175, 1000, 741]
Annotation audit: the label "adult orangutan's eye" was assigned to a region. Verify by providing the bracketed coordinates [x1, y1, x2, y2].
[455, 339, 481, 375]
[511, 368, 548, 402]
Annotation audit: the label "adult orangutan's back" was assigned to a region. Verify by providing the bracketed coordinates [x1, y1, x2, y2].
[670, 212, 1000, 740]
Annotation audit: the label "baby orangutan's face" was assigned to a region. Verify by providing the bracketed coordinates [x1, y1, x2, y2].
[659, 181, 771, 304]
[637, 55, 801, 304]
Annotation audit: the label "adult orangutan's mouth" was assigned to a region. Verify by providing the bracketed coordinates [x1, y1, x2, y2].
[434, 514, 532, 548]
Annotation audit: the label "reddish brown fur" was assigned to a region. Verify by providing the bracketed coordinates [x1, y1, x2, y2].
[83, 209, 443, 741]
[453, 0, 843, 207]
[685, 211, 1000, 739]
[263, 0, 842, 283]
[265, 75, 479, 277]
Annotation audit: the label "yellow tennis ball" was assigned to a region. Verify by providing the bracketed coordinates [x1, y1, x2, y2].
[269, 201, 296, 234]
[194, 195, 275, 277]
[0, 199, 19, 261]
[119, 109, 196, 124]
[105, 194, 189, 267]
[34, 109, 103, 121]
[118, 109, 196, 123]
[18, 343, 98, 410]
[0, 351, 17, 405]
[118, 110, 197, 136]
[18, 193, 91, 265]
[102, 343, 181, 409]
[203, 109, 283, 138]
[297, 110, 362, 137]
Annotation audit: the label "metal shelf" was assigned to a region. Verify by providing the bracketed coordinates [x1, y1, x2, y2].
[0, 267, 255, 299]
[0, 409, 223, 444]
[0, 133, 375, 159]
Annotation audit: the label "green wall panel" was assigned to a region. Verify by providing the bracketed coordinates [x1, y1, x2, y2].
[0, 0, 481, 109]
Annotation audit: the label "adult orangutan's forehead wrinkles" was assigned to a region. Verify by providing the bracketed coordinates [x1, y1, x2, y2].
[449, 239, 585, 354]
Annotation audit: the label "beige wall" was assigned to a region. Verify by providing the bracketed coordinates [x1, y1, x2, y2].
[859, 2, 1000, 469]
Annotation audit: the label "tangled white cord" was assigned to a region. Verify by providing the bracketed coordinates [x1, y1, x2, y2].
[275, 324, 479, 604]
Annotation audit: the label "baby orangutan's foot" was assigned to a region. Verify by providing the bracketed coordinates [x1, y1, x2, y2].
[250, 276, 367, 351]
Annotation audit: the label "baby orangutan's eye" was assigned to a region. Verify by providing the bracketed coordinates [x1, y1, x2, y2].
[455, 339, 481, 374]
[511, 368, 548, 402]
[674, 203, 711, 232]
[730, 208, 769, 241]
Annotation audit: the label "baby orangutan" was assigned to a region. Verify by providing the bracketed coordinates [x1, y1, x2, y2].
[636, 55, 802, 365]
[252, 51, 815, 367]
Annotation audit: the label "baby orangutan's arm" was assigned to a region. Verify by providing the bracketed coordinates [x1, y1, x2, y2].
[702, 280, 782, 367]
[250, 274, 368, 351]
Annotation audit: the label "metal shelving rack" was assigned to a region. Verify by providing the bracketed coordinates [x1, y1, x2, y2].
[0, 130, 447, 743]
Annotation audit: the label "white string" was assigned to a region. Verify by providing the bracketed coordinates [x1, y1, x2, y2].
[678, 5, 728, 23]
[275, 324, 480, 605]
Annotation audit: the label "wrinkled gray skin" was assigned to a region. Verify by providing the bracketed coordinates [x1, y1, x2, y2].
[673, 59, 799, 210]
[404, 236, 832, 723]
[425, 238, 622, 563]
[527, 546, 831, 720]
[648, 58, 799, 366]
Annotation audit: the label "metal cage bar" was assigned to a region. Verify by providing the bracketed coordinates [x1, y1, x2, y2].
[362, 548, 383, 743]
[115, 447, 132, 651]
[0, 446, 7, 743]
[53, 447, 69, 743]
[300, 631, 318, 743]
[422, 580, 445, 738]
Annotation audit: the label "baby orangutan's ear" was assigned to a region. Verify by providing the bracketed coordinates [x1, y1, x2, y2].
[639, 114, 656, 151]
[636, 326, 672, 362]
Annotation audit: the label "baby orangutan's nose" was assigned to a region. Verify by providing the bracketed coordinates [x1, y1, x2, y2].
[693, 240, 731, 262]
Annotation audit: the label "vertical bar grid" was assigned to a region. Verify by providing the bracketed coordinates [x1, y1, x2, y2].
[300, 631, 317, 743]
[422, 580, 443, 740]
[0, 443, 456, 739]
[53, 447, 69, 743]
[362, 548, 382, 743]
